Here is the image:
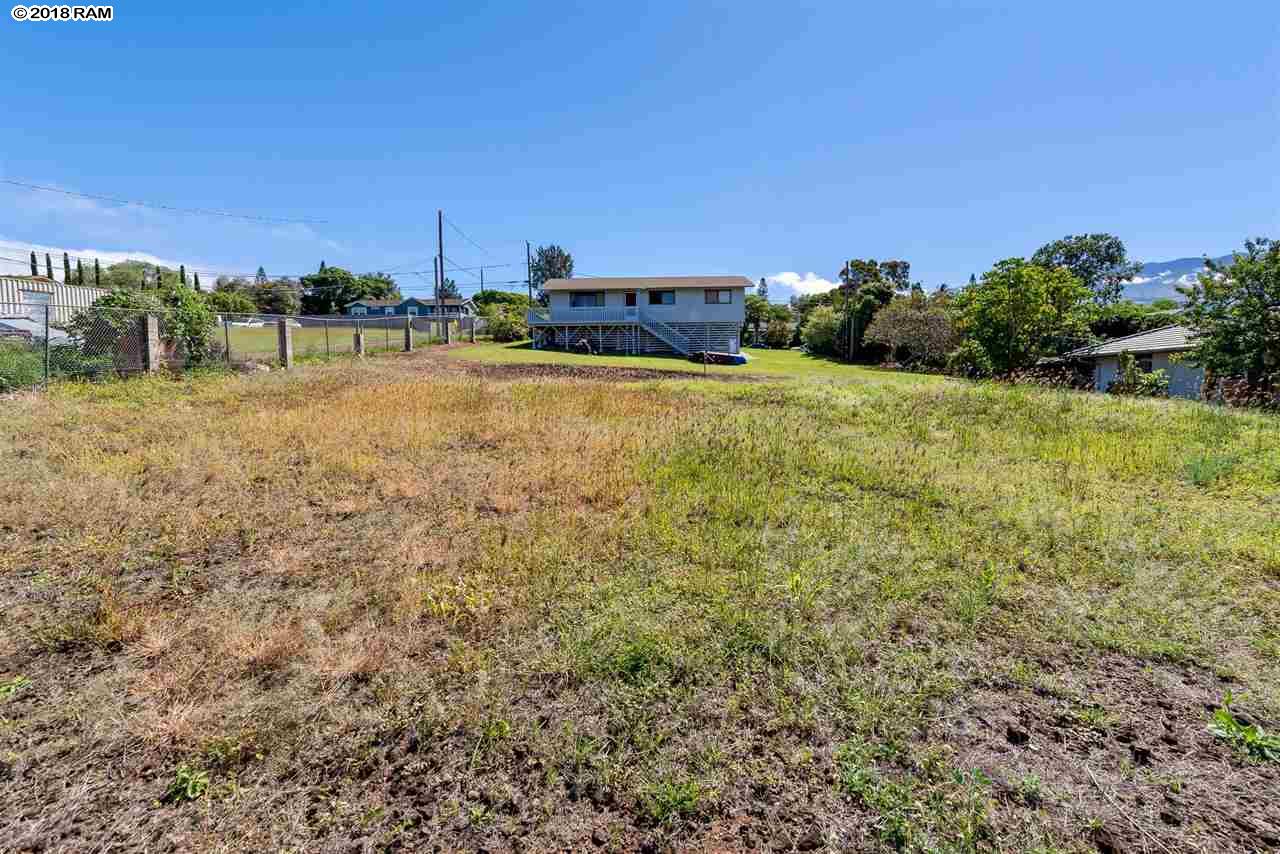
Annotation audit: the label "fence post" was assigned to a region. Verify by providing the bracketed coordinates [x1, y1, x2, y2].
[443, 319, 452, 344]
[224, 317, 232, 366]
[277, 318, 294, 369]
[385, 319, 390, 352]
[353, 321, 365, 356]
[468, 316, 476, 343]
[403, 317, 414, 352]
[324, 319, 331, 359]
[139, 313, 161, 374]
[43, 305, 50, 387]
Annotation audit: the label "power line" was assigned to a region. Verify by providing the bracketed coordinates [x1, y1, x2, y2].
[0, 179, 329, 225]
[444, 214, 498, 260]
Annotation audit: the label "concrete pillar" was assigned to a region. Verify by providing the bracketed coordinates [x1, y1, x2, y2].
[139, 313, 161, 373]
[403, 317, 414, 352]
[277, 319, 294, 369]
[353, 327, 365, 356]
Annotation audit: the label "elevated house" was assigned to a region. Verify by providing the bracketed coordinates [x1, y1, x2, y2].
[529, 276, 750, 355]
[345, 296, 474, 317]
[1065, 325, 1204, 399]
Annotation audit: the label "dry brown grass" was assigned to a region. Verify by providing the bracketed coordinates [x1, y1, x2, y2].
[1, 351, 1277, 852]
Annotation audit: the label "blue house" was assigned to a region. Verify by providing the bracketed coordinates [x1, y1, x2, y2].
[345, 296, 474, 317]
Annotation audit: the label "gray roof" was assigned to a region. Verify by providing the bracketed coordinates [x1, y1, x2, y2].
[1066, 325, 1197, 358]
[544, 275, 753, 292]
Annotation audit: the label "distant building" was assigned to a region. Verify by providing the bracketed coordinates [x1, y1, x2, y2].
[529, 275, 750, 355]
[0, 275, 109, 324]
[345, 296, 473, 317]
[1066, 325, 1204, 399]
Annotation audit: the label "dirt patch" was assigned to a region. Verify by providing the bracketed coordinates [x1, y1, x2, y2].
[945, 649, 1280, 853]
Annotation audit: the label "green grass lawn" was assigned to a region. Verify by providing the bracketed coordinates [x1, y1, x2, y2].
[223, 323, 444, 360]
[452, 341, 944, 385]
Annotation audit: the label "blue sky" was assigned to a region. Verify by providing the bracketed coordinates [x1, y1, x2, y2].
[2, 1, 1276, 302]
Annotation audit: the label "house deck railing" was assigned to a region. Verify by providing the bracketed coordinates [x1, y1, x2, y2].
[527, 307, 638, 325]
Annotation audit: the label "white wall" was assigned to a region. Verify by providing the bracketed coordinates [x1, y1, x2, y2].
[1093, 352, 1204, 399]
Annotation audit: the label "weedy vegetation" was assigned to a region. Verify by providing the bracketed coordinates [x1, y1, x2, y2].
[0, 348, 1277, 851]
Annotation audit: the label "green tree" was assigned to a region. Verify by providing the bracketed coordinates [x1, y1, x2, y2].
[439, 277, 461, 299]
[299, 268, 399, 315]
[865, 292, 959, 367]
[472, 290, 532, 316]
[254, 279, 301, 315]
[205, 289, 257, 316]
[486, 307, 529, 342]
[764, 318, 791, 348]
[94, 258, 101, 287]
[44, 253, 53, 280]
[255, 266, 268, 287]
[75, 259, 84, 286]
[1031, 233, 1141, 306]
[1089, 298, 1181, 340]
[757, 276, 769, 302]
[1179, 237, 1280, 386]
[952, 259, 1091, 374]
[744, 293, 769, 343]
[801, 304, 841, 355]
[193, 271, 201, 291]
[530, 244, 574, 301]
[29, 251, 37, 277]
[63, 252, 72, 283]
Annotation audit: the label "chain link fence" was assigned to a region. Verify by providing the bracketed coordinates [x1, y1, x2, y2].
[1, 302, 485, 391]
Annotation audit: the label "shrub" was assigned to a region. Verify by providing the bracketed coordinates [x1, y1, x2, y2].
[486, 308, 528, 343]
[800, 305, 840, 356]
[205, 289, 258, 316]
[0, 343, 44, 391]
[1107, 352, 1169, 397]
[763, 319, 791, 349]
[864, 295, 958, 368]
[947, 339, 994, 378]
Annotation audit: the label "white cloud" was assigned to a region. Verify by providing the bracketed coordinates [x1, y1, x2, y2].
[0, 236, 190, 282]
[766, 271, 839, 297]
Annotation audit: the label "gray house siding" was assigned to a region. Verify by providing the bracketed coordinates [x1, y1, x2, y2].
[1091, 352, 1204, 399]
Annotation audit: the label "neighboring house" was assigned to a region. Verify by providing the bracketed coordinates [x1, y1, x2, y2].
[0, 275, 109, 324]
[345, 296, 474, 317]
[530, 276, 751, 355]
[1066, 325, 1204, 399]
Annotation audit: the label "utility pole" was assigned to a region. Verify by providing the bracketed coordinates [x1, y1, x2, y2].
[436, 209, 444, 318]
[526, 241, 533, 306]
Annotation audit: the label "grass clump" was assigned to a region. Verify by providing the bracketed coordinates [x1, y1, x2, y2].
[1209, 693, 1280, 764]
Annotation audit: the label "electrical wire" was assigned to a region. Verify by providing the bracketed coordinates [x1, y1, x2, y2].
[0, 178, 329, 225]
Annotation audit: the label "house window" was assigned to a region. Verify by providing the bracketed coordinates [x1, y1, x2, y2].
[624, 291, 637, 307]
[407, 306, 418, 316]
[704, 289, 732, 304]
[1136, 354, 1153, 373]
[648, 290, 675, 306]
[351, 306, 367, 316]
[384, 306, 395, 315]
[570, 292, 605, 308]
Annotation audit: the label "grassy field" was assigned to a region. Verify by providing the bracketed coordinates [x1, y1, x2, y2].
[224, 323, 447, 360]
[452, 341, 944, 384]
[1, 347, 1277, 852]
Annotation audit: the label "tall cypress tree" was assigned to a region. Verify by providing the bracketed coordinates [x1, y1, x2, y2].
[319, 260, 326, 272]
[29, 251, 37, 277]
[193, 271, 201, 292]
[76, 259, 84, 286]
[180, 264, 187, 285]
[62, 252, 72, 283]
[45, 253, 53, 279]
[94, 258, 101, 286]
